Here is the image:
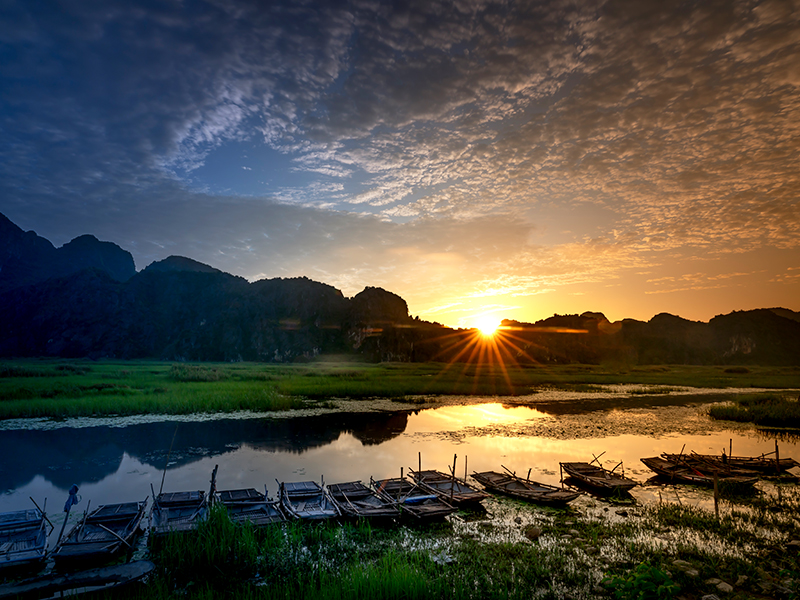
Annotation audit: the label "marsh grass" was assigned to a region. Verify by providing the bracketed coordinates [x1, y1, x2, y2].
[1, 359, 799, 419]
[124, 506, 591, 600]
[708, 393, 800, 428]
[75, 486, 800, 600]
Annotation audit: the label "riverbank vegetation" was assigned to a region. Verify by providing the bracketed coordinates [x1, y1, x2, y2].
[103, 487, 800, 600]
[1, 359, 799, 419]
[708, 393, 800, 429]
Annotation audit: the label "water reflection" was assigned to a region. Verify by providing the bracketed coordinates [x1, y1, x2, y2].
[1, 400, 798, 531]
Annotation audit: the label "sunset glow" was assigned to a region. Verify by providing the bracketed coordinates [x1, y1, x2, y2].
[475, 315, 501, 338]
[1, 1, 798, 326]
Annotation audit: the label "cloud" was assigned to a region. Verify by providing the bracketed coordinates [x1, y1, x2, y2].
[1, 0, 799, 325]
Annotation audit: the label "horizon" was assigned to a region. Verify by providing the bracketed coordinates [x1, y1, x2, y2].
[2, 1, 799, 329]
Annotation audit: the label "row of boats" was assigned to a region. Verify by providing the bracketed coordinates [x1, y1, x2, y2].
[2, 450, 797, 577]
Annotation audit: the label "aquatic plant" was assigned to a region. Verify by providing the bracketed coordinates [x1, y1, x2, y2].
[603, 561, 680, 599]
[708, 393, 800, 428]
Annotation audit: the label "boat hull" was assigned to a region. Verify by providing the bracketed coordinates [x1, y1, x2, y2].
[54, 500, 147, 569]
[560, 462, 637, 492]
[472, 471, 580, 506]
[327, 481, 400, 520]
[0, 509, 48, 573]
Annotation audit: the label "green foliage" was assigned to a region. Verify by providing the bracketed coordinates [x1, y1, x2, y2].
[708, 393, 800, 427]
[1, 359, 799, 419]
[603, 562, 680, 600]
[168, 364, 229, 382]
[155, 504, 260, 591]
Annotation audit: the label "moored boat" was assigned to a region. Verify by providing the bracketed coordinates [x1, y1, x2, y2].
[215, 488, 286, 526]
[641, 456, 759, 490]
[472, 471, 580, 506]
[0, 560, 155, 600]
[409, 470, 490, 506]
[327, 481, 401, 520]
[661, 452, 799, 474]
[53, 499, 148, 568]
[560, 461, 637, 492]
[371, 476, 456, 521]
[659, 453, 759, 478]
[150, 490, 207, 537]
[279, 481, 340, 521]
[0, 508, 49, 572]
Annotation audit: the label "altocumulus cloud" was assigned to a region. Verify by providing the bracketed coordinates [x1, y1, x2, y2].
[0, 0, 798, 324]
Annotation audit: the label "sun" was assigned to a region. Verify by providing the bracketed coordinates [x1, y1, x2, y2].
[475, 314, 501, 337]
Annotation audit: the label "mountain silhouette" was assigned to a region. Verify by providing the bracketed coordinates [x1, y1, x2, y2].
[0, 212, 798, 365]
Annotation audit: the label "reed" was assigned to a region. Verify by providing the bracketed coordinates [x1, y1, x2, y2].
[708, 393, 800, 427]
[2, 359, 799, 419]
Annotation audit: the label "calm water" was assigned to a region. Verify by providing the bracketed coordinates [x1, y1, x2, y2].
[2, 393, 798, 542]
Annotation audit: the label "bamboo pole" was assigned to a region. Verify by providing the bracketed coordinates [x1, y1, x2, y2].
[159, 425, 179, 496]
[29, 497, 54, 531]
[450, 455, 457, 501]
[56, 485, 80, 547]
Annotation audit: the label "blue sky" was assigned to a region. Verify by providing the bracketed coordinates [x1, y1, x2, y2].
[1, 0, 799, 327]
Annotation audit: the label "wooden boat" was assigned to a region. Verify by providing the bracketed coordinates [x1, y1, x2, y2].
[659, 453, 759, 478]
[371, 476, 456, 521]
[0, 508, 49, 572]
[327, 481, 401, 520]
[0, 560, 155, 600]
[150, 490, 207, 537]
[641, 456, 758, 489]
[409, 470, 490, 506]
[53, 499, 148, 568]
[661, 452, 800, 474]
[216, 488, 286, 526]
[559, 462, 637, 492]
[279, 481, 340, 521]
[471, 471, 581, 506]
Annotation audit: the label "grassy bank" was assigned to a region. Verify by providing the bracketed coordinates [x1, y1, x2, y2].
[1, 359, 799, 419]
[708, 393, 800, 428]
[102, 489, 800, 600]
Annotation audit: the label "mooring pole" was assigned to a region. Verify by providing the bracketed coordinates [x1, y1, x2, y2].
[56, 484, 80, 547]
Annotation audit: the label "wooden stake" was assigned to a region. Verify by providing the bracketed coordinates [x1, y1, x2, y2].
[775, 440, 780, 474]
[464, 455, 468, 481]
[209, 465, 219, 501]
[419, 452, 421, 475]
[29, 497, 54, 531]
[450, 454, 457, 501]
[159, 425, 179, 496]
[713, 472, 719, 517]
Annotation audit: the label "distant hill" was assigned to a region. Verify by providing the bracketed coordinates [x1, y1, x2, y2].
[0, 211, 798, 364]
[0, 213, 135, 293]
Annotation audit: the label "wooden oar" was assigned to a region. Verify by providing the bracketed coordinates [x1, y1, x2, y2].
[97, 523, 131, 548]
[29, 497, 54, 532]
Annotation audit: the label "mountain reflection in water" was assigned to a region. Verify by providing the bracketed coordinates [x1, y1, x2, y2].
[0, 411, 410, 492]
[1, 400, 798, 521]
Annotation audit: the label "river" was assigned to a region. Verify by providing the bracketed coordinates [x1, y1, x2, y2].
[2, 388, 798, 544]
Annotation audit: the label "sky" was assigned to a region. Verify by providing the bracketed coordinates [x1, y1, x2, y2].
[1, 0, 799, 329]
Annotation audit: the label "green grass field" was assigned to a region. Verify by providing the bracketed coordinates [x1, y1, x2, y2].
[1, 359, 799, 419]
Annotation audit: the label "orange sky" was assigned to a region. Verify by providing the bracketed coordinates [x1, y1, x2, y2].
[2, 1, 798, 328]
